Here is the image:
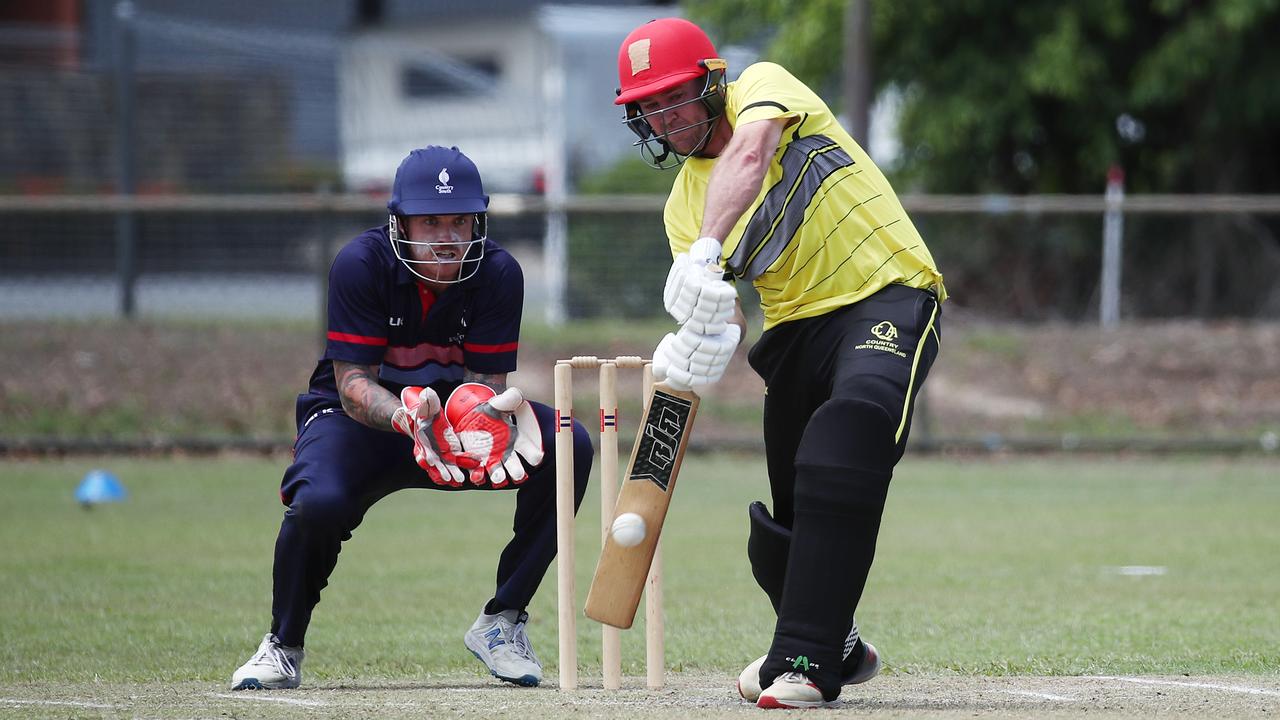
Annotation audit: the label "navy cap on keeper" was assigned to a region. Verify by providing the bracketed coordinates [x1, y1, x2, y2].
[388, 146, 489, 216]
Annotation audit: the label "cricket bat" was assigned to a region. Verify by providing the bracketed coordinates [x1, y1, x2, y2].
[584, 381, 699, 629]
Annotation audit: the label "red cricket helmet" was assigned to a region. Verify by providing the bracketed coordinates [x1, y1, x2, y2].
[615, 18, 720, 105]
[615, 18, 727, 169]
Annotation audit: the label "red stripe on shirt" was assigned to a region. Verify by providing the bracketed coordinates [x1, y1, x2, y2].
[384, 342, 465, 368]
[464, 341, 519, 354]
[328, 331, 387, 346]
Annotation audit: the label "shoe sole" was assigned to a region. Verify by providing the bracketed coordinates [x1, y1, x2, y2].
[757, 694, 835, 709]
[230, 677, 299, 691]
[465, 647, 541, 687]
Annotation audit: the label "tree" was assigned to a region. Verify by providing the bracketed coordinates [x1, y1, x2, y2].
[686, 0, 1280, 193]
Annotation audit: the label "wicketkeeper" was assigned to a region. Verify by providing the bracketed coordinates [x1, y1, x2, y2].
[230, 146, 594, 690]
[612, 18, 947, 709]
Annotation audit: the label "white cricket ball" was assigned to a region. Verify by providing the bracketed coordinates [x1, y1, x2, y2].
[610, 512, 647, 548]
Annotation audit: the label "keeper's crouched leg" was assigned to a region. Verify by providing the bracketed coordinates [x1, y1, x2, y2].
[271, 478, 368, 647]
[760, 398, 895, 701]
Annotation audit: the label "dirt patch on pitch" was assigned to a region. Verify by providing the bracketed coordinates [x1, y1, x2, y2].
[2, 673, 1277, 719]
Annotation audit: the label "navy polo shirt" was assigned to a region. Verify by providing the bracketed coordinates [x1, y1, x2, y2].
[303, 226, 522, 405]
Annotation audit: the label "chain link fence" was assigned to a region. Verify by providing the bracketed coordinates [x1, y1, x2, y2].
[3, 193, 1279, 323]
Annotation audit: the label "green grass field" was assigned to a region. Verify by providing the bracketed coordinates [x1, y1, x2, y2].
[3, 453, 1277, 692]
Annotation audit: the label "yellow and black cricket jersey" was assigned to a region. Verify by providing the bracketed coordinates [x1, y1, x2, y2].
[665, 62, 947, 330]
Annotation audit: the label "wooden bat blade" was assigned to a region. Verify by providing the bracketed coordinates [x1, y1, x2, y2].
[584, 381, 699, 629]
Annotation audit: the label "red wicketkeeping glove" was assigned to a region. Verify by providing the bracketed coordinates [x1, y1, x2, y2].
[391, 386, 474, 487]
[446, 383, 546, 488]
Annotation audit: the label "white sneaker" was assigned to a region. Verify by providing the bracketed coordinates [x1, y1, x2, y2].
[463, 608, 542, 687]
[231, 633, 304, 690]
[845, 640, 881, 685]
[756, 672, 833, 709]
[737, 634, 878, 702]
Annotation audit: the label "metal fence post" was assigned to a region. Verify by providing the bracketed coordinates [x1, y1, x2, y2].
[316, 196, 336, 352]
[1100, 165, 1125, 328]
[541, 36, 567, 326]
[111, 2, 136, 316]
[113, 0, 138, 318]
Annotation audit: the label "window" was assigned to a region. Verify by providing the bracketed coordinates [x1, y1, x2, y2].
[402, 56, 499, 98]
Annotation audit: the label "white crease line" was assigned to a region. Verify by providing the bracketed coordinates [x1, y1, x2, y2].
[0, 698, 116, 708]
[999, 689, 1076, 701]
[1102, 565, 1168, 576]
[209, 692, 328, 706]
[1095, 676, 1280, 697]
[434, 687, 530, 693]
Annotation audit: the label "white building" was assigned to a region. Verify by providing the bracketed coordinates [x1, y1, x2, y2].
[338, 3, 679, 194]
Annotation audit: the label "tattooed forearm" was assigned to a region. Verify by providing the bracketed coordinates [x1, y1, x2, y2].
[333, 360, 402, 432]
[463, 370, 508, 393]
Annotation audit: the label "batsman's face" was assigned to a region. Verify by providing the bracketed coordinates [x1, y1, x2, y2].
[405, 214, 474, 283]
[636, 79, 713, 155]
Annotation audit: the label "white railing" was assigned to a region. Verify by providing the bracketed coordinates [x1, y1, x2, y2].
[2, 193, 1278, 323]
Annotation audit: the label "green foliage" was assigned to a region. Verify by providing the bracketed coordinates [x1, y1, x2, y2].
[566, 211, 672, 318]
[685, 0, 1280, 192]
[576, 157, 679, 195]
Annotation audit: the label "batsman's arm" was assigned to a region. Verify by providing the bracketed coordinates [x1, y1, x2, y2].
[333, 359, 401, 432]
[697, 117, 790, 242]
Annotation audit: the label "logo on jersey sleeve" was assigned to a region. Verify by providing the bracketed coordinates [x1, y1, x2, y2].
[436, 168, 453, 194]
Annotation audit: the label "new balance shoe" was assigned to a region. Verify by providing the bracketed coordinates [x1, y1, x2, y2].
[463, 608, 542, 687]
[231, 633, 304, 690]
[737, 639, 880, 702]
[756, 672, 833, 709]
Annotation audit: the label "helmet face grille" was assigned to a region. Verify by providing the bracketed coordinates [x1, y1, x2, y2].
[386, 146, 490, 284]
[389, 213, 487, 285]
[622, 68, 726, 170]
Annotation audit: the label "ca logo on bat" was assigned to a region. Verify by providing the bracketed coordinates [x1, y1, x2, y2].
[629, 390, 693, 492]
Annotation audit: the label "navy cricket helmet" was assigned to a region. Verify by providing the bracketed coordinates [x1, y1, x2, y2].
[387, 146, 489, 284]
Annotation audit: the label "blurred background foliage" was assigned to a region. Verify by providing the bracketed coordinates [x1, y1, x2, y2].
[687, 0, 1280, 193]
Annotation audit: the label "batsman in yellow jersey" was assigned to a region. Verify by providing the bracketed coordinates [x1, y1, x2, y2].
[613, 18, 946, 709]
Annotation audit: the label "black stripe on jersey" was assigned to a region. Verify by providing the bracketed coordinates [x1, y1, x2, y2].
[727, 134, 854, 280]
[727, 134, 835, 277]
[803, 221, 907, 295]
[740, 100, 790, 114]
[758, 221, 886, 296]
[755, 171, 869, 285]
[851, 242, 918, 293]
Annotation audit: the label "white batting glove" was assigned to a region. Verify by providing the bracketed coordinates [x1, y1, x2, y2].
[651, 322, 742, 391]
[663, 238, 736, 330]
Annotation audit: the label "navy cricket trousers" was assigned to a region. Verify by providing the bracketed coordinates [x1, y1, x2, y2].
[269, 398, 593, 647]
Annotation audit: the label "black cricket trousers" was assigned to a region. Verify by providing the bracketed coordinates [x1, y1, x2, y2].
[748, 283, 941, 699]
